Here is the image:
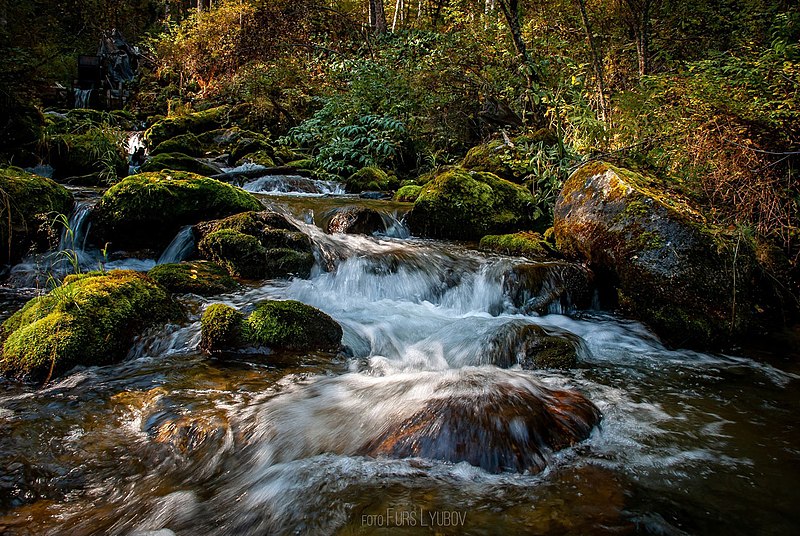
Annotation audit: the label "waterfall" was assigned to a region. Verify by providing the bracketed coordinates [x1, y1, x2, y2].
[157, 226, 196, 265]
[59, 201, 94, 253]
[74, 88, 92, 108]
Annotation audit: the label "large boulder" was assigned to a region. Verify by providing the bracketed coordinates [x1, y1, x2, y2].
[195, 211, 314, 280]
[393, 184, 422, 202]
[407, 168, 536, 240]
[92, 171, 262, 250]
[0, 167, 74, 265]
[200, 300, 342, 356]
[554, 161, 760, 347]
[0, 270, 182, 381]
[144, 106, 230, 148]
[503, 262, 594, 314]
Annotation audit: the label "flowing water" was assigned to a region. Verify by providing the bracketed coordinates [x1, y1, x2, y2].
[0, 181, 799, 535]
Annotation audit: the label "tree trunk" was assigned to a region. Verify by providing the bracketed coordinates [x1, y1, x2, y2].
[370, 0, 387, 33]
[621, 0, 653, 77]
[496, 0, 546, 127]
[575, 0, 608, 120]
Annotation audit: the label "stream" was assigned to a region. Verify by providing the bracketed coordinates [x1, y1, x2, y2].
[1, 176, 799, 535]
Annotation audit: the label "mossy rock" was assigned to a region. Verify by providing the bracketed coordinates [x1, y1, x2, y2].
[235, 150, 275, 168]
[394, 184, 422, 203]
[144, 106, 230, 148]
[151, 133, 205, 157]
[461, 130, 558, 183]
[345, 166, 396, 193]
[93, 171, 263, 251]
[49, 128, 128, 183]
[141, 152, 220, 176]
[0, 270, 182, 381]
[200, 300, 342, 356]
[148, 261, 238, 296]
[273, 146, 300, 166]
[195, 211, 311, 251]
[488, 321, 582, 369]
[0, 167, 74, 265]
[554, 161, 758, 348]
[198, 229, 268, 280]
[479, 232, 555, 259]
[0, 99, 44, 150]
[503, 262, 594, 314]
[407, 168, 536, 240]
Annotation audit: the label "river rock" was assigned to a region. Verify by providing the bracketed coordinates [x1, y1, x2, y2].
[92, 171, 262, 251]
[393, 184, 422, 202]
[479, 231, 557, 259]
[360, 378, 599, 473]
[148, 261, 238, 296]
[0, 270, 182, 382]
[49, 128, 128, 183]
[200, 301, 343, 356]
[487, 321, 585, 369]
[140, 152, 221, 176]
[195, 211, 314, 279]
[461, 129, 558, 183]
[327, 207, 384, 235]
[407, 168, 536, 240]
[144, 106, 230, 148]
[504, 261, 594, 314]
[554, 161, 758, 347]
[345, 166, 396, 193]
[0, 167, 74, 265]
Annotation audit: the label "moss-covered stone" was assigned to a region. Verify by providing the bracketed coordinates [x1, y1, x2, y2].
[554, 161, 758, 348]
[200, 300, 342, 356]
[0, 100, 44, 150]
[195, 211, 311, 251]
[407, 168, 536, 240]
[151, 133, 205, 157]
[394, 184, 422, 203]
[148, 261, 238, 296]
[345, 166, 396, 193]
[479, 232, 555, 259]
[0, 270, 182, 381]
[140, 152, 220, 176]
[144, 106, 230, 148]
[0, 167, 74, 265]
[49, 128, 128, 183]
[198, 229, 267, 280]
[503, 262, 594, 314]
[93, 171, 263, 251]
[235, 150, 275, 168]
[489, 322, 582, 369]
[461, 130, 558, 183]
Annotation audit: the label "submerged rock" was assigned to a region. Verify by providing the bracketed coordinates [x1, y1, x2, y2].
[255, 369, 600, 474]
[554, 161, 759, 347]
[504, 262, 594, 314]
[200, 300, 343, 356]
[0, 166, 74, 265]
[407, 168, 536, 240]
[0, 270, 182, 382]
[148, 261, 238, 296]
[486, 321, 585, 369]
[195, 211, 314, 280]
[92, 171, 262, 251]
[327, 207, 384, 235]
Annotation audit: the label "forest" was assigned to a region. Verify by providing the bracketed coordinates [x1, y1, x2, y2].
[0, 1, 799, 535]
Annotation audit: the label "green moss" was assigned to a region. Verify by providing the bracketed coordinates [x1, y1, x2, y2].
[394, 185, 422, 202]
[148, 261, 238, 296]
[151, 133, 205, 157]
[237, 150, 275, 167]
[198, 229, 267, 279]
[200, 300, 341, 356]
[345, 166, 393, 193]
[0, 270, 182, 381]
[49, 127, 128, 182]
[144, 106, 230, 148]
[409, 168, 536, 240]
[141, 152, 219, 176]
[264, 248, 314, 278]
[0, 166, 74, 264]
[94, 171, 262, 250]
[479, 232, 553, 258]
[285, 158, 314, 169]
[200, 303, 246, 353]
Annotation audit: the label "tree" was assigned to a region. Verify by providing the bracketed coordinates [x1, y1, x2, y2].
[575, 0, 608, 119]
[619, 0, 655, 77]
[369, 0, 388, 33]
